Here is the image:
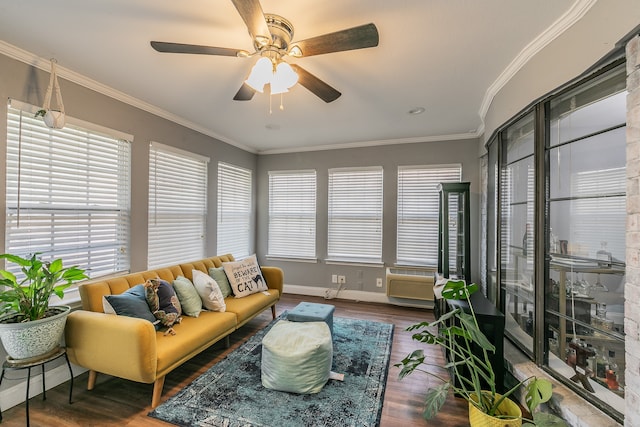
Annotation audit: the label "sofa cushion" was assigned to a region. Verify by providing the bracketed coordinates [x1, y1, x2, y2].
[192, 269, 226, 312]
[172, 276, 203, 317]
[155, 311, 238, 375]
[222, 254, 268, 298]
[224, 289, 279, 325]
[103, 284, 159, 328]
[208, 266, 233, 298]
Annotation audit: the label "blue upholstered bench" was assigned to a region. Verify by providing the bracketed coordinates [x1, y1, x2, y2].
[287, 302, 335, 336]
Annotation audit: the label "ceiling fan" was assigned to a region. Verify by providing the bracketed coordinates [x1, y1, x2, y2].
[150, 0, 379, 103]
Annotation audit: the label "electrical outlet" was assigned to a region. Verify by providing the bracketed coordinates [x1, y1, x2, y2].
[376, 278, 383, 288]
[338, 275, 346, 284]
[331, 274, 338, 284]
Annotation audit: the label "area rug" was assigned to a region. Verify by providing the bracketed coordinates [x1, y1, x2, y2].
[149, 315, 394, 427]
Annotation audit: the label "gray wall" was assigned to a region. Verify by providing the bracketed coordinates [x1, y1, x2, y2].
[255, 138, 481, 293]
[0, 53, 257, 273]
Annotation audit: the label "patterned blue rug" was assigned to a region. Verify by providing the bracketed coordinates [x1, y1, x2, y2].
[149, 315, 394, 427]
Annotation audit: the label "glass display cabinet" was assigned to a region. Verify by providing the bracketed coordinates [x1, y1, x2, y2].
[486, 59, 627, 421]
[437, 182, 470, 281]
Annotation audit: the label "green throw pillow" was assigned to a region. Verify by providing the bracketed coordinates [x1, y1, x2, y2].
[173, 276, 203, 317]
[209, 267, 233, 298]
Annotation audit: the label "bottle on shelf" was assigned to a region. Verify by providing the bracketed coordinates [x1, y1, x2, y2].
[586, 344, 595, 378]
[596, 241, 612, 267]
[595, 346, 609, 380]
[550, 228, 559, 253]
[606, 351, 619, 390]
[525, 310, 534, 336]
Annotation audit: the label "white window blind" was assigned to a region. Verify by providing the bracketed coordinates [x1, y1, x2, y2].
[328, 167, 383, 263]
[268, 170, 316, 259]
[571, 167, 626, 260]
[217, 162, 252, 258]
[148, 142, 208, 269]
[6, 101, 131, 279]
[396, 165, 461, 266]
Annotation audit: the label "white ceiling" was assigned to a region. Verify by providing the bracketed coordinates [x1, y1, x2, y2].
[0, 0, 601, 154]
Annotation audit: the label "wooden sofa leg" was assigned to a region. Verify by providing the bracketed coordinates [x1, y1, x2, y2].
[151, 376, 165, 408]
[87, 370, 97, 390]
[225, 335, 230, 348]
[271, 305, 276, 320]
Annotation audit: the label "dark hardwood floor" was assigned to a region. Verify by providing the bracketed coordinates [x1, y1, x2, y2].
[0, 294, 469, 426]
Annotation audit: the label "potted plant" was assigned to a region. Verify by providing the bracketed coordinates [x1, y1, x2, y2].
[35, 108, 66, 129]
[0, 253, 87, 360]
[396, 280, 567, 426]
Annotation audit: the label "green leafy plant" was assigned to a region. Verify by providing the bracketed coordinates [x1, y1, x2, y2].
[35, 109, 47, 118]
[0, 253, 87, 322]
[395, 280, 567, 426]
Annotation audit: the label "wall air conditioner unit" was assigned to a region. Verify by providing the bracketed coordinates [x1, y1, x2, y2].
[386, 267, 436, 301]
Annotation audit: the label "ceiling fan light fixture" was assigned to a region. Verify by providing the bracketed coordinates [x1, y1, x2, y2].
[270, 61, 298, 95]
[245, 57, 273, 92]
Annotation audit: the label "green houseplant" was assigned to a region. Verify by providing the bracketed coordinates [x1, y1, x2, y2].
[396, 279, 567, 427]
[0, 253, 87, 360]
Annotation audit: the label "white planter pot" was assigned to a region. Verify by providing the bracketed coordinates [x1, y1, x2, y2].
[43, 110, 66, 129]
[0, 306, 70, 360]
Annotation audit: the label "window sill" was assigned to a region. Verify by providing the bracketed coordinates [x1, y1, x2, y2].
[325, 259, 384, 268]
[265, 256, 318, 263]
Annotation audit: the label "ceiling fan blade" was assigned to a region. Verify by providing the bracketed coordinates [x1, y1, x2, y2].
[151, 41, 244, 57]
[230, 0, 272, 45]
[233, 82, 256, 101]
[290, 64, 341, 103]
[289, 23, 378, 57]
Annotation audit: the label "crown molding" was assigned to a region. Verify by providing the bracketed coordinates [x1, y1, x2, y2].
[477, 0, 598, 123]
[258, 131, 481, 155]
[0, 40, 257, 154]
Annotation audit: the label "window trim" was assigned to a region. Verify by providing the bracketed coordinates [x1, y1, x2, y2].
[5, 99, 132, 298]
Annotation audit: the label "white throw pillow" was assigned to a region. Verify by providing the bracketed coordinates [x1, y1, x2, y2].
[222, 254, 268, 298]
[192, 269, 226, 312]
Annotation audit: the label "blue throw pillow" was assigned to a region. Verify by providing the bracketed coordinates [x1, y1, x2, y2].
[103, 284, 159, 328]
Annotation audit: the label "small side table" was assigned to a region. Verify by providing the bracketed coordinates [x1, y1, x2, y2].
[0, 346, 73, 427]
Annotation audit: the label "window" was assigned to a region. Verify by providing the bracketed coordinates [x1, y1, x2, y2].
[268, 170, 316, 259]
[217, 162, 252, 258]
[327, 167, 383, 263]
[5, 100, 131, 280]
[396, 165, 461, 266]
[148, 142, 208, 269]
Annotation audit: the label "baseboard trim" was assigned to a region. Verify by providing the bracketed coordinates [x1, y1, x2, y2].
[0, 363, 87, 411]
[283, 284, 434, 309]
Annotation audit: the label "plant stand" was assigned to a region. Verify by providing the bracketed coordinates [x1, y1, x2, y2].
[0, 346, 73, 427]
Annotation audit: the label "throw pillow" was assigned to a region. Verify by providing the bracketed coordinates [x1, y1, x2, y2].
[103, 284, 159, 328]
[192, 269, 226, 312]
[173, 276, 203, 317]
[222, 254, 268, 298]
[144, 278, 182, 335]
[208, 266, 233, 298]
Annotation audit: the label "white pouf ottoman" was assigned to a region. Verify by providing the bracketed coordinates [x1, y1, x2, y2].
[261, 320, 332, 394]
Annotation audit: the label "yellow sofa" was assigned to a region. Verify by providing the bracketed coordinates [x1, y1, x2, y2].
[64, 254, 283, 408]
